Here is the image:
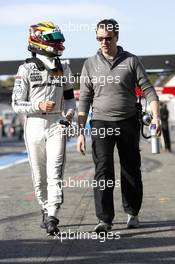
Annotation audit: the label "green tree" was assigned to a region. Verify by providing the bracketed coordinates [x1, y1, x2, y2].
[0, 76, 15, 89]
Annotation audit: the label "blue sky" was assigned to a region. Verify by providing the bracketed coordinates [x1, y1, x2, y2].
[0, 0, 175, 61]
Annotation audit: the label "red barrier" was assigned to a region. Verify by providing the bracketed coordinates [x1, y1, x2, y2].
[135, 87, 175, 96]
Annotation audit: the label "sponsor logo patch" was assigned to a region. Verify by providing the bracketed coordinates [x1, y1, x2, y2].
[15, 76, 22, 79]
[30, 75, 42, 82]
[15, 80, 22, 85]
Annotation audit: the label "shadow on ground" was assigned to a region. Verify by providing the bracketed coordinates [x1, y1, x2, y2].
[0, 220, 175, 264]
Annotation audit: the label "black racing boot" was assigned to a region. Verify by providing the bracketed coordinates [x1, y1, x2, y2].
[46, 216, 60, 236]
[40, 209, 48, 229]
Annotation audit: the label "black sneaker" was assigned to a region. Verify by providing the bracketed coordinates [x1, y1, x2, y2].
[40, 209, 48, 229]
[94, 220, 112, 234]
[46, 216, 60, 236]
[127, 214, 139, 229]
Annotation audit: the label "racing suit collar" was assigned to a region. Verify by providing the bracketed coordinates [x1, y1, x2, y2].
[37, 54, 58, 70]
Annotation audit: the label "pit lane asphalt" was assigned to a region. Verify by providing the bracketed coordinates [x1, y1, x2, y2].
[0, 138, 175, 264]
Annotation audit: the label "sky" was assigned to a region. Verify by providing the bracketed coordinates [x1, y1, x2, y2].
[0, 0, 175, 61]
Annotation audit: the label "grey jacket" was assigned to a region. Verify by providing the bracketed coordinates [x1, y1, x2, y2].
[12, 61, 75, 117]
[79, 46, 159, 121]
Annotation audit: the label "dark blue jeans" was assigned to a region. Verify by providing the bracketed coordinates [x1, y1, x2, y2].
[91, 115, 143, 223]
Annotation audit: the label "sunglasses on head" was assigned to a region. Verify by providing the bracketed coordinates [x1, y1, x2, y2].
[96, 36, 113, 42]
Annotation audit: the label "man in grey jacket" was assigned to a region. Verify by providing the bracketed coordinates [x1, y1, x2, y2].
[12, 21, 76, 236]
[77, 19, 160, 233]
